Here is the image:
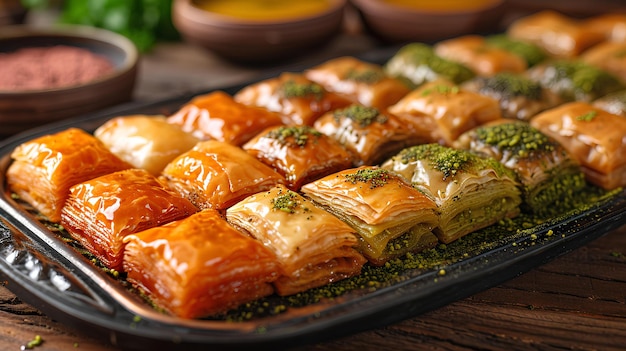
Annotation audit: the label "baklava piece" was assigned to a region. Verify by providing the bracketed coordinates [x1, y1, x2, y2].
[580, 41, 626, 84]
[166, 91, 284, 145]
[593, 90, 626, 117]
[484, 34, 548, 68]
[526, 60, 624, 102]
[161, 140, 285, 210]
[584, 13, 626, 42]
[123, 209, 280, 319]
[461, 72, 561, 121]
[226, 185, 366, 296]
[6, 128, 132, 222]
[388, 79, 502, 145]
[384, 43, 475, 88]
[242, 125, 353, 191]
[301, 166, 440, 266]
[61, 168, 198, 271]
[234, 72, 352, 126]
[454, 121, 586, 215]
[381, 144, 521, 244]
[304, 56, 411, 110]
[434, 35, 527, 76]
[507, 10, 604, 58]
[314, 104, 428, 166]
[94, 115, 200, 175]
[531, 102, 626, 190]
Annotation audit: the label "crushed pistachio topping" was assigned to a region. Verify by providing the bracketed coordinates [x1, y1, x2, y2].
[345, 68, 385, 84]
[334, 105, 387, 127]
[266, 126, 321, 147]
[21, 335, 43, 350]
[544, 61, 624, 99]
[271, 189, 303, 214]
[421, 84, 460, 96]
[344, 168, 392, 189]
[397, 144, 473, 179]
[281, 79, 324, 99]
[576, 110, 598, 122]
[485, 34, 547, 67]
[389, 43, 475, 84]
[481, 73, 542, 100]
[473, 122, 556, 157]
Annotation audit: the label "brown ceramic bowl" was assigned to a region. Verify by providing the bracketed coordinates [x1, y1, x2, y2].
[172, 0, 347, 64]
[0, 25, 138, 138]
[350, 0, 506, 43]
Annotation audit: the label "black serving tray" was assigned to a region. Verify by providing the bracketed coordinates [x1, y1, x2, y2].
[1, 47, 626, 351]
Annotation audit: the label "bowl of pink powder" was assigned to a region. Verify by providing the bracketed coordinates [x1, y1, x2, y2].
[0, 25, 138, 137]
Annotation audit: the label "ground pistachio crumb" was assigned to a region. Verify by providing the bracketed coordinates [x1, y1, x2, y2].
[266, 125, 321, 147]
[281, 79, 324, 99]
[345, 68, 384, 84]
[334, 104, 387, 127]
[21, 335, 43, 350]
[576, 110, 597, 122]
[344, 168, 392, 189]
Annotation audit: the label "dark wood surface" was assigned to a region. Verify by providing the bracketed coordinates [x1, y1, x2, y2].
[1, 8, 626, 350]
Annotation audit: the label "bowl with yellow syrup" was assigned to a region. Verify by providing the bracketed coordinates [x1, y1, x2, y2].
[351, 0, 505, 43]
[172, 0, 347, 63]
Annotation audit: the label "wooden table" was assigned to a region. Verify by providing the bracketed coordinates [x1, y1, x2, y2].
[1, 20, 626, 351]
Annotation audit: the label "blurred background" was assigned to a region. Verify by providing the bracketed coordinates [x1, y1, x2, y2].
[4, 0, 626, 54]
[2, 0, 626, 137]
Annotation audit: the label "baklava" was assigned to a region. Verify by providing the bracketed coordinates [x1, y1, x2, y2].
[226, 185, 366, 296]
[61, 168, 198, 271]
[301, 166, 440, 266]
[6, 128, 132, 222]
[124, 209, 280, 318]
[243, 125, 353, 190]
[381, 144, 521, 243]
[161, 140, 285, 210]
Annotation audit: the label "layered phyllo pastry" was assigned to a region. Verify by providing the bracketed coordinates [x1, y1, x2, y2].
[6, 128, 132, 222]
[531, 102, 626, 190]
[304, 56, 411, 110]
[94, 115, 200, 175]
[242, 125, 353, 191]
[526, 60, 624, 102]
[61, 168, 198, 271]
[433, 35, 527, 76]
[484, 34, 548, 68]
[381, 144, 521, 244]
[388, 79, 502, 145]
[234, 72, 352, 125]
[384, 43, 475, 88]
[166, 91, 284, 145]
[593, 90, 626, 117]
[123, 209, 280, 319]
[462, 72, 561, 121]
[314, 104, 427, 166]
[580, 41, 626, 84]
[584, 13, 626, 42]
[161, 140, 285, 210]
[226, 185, 366, 296]
[507, 10, 605, 58]
[454, 121, 586, 215]
[301, 166, 440, 266]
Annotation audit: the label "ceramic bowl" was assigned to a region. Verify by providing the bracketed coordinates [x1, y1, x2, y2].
[350, 0, 506, 43]
[0, 25, 138, 138]
[172, 0, 347, 64]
